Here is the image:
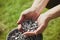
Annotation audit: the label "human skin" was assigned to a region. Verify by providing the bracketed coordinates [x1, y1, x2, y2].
[17, 0, 49, 24]
[17, 0, 59, 37]
[18, 0, 60, 37]
[23, 4, 60, 37]
[35, 4, 60, 35]
[17, 0, 49, 32]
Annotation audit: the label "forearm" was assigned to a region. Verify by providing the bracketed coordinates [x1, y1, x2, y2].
[31, 0, 49, 13]
[34, 4, 60, 35]
[45, 4, 60, 20]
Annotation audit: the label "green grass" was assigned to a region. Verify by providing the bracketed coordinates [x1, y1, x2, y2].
[0, 0, 60, 40]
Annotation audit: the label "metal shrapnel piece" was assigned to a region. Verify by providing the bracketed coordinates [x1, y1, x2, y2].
[7, 20, 43, 40]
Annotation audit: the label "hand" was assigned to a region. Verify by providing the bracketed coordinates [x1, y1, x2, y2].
[17, 7, 40, 31]
[18, 5, 60, 37]
[23, 13, 50, 37]
[17, 8, 40, 24]
[37, 14, 50, 28]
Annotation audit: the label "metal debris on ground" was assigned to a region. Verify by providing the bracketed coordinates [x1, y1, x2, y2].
[7, 20, 43, 40]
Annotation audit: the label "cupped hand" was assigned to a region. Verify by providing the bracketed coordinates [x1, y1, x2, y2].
[23, 14, 50, 37]
[17, 8, 40, 31]
[17, 8, 40, 24]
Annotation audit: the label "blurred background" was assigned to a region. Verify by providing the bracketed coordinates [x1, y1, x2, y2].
[0, 0, 60, 40]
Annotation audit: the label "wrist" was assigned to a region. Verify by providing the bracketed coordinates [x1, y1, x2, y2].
[30, 6, 41, 14]
[30, 7, 37, 11]
[44, 4, 60, 21]
[44, 13, 52, 22]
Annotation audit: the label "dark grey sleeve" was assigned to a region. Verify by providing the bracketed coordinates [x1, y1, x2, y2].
[46, 0, 60, 9]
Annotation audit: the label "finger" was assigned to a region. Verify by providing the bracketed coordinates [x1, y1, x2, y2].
[18, 24, 22, 30]
[17, 9, 30, 24]
[38, 23, 47, 33]
[18, 24, 24, 32]
[23, 32, 32, 36]
[23, 32, 35, 36]
[17, 15, 25, 24]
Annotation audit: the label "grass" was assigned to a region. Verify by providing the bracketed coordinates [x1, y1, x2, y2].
[0, 0, 60, 40]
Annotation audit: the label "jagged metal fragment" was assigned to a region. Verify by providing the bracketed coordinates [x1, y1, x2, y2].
[7, 20, 43, 40]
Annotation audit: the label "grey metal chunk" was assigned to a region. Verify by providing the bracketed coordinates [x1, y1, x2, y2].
[7, 20, 43, 40]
